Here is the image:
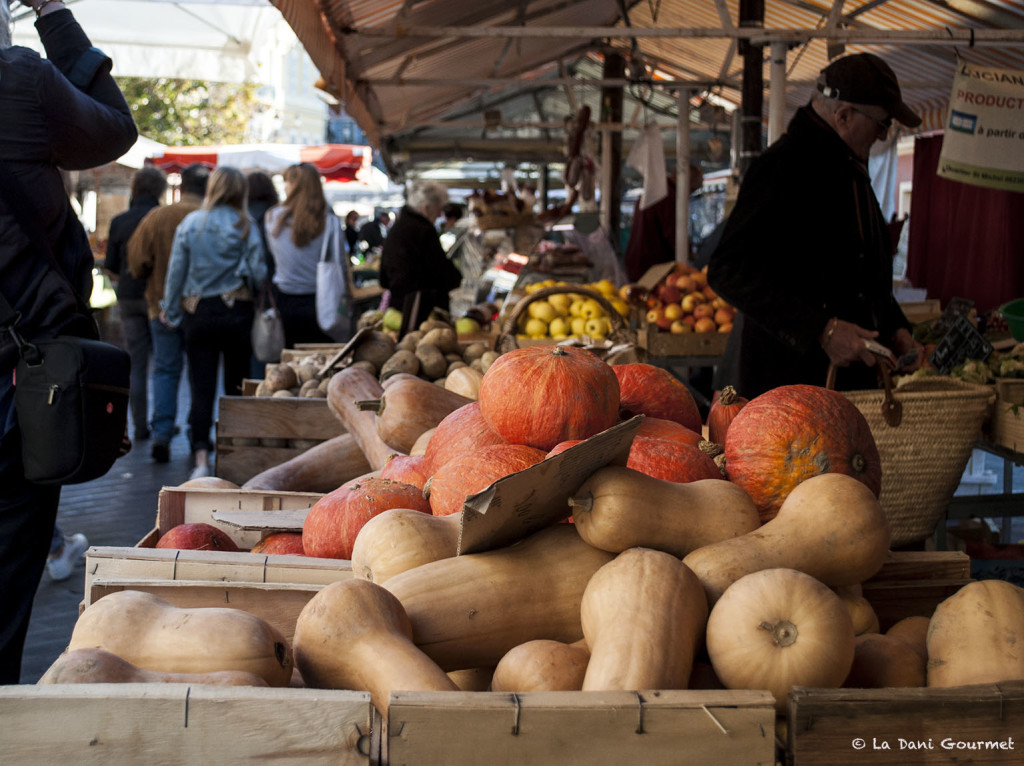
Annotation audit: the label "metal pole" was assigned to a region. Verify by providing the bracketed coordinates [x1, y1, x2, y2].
[676, 89, 692, 265]
[768, 41, 788, 145]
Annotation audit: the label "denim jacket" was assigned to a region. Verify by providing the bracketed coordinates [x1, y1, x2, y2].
[161, 206, 267, 327]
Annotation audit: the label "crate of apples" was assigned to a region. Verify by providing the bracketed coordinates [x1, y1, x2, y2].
[644, 264, 735, 334]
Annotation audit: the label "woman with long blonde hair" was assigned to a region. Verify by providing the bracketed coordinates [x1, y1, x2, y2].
[162, 166, 267, 479]
[264, 163, 336, 344]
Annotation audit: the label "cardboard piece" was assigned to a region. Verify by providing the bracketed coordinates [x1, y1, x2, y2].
[211, 508, 309, 532]
[636, 261, 677, 293]
[457, 416, 641, 555]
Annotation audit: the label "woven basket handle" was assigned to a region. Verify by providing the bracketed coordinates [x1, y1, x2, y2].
[826, 357, 902, 427]
[496, 285, 629, 352]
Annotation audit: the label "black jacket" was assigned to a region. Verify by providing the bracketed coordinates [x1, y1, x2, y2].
[707, 104, 909, 398]
[380, 205, 462, 322]
[105, 195, 160, 301]
[0, 9, 137, 370]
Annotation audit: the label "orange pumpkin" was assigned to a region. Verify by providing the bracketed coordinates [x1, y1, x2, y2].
[303, 476, 431, 559]
[613, 363, 702, 434]
[380, 454, 430, 491]
[636, 416, 704, 447]
[250, 532, 305, 556]
[423, 402, 507, 474]
[706, 386, 748, 446]
[627, 435, 722, 483]
[426, 443, 547, 517]
[723, 384, 881, 523]
[478, 346, 620, 451]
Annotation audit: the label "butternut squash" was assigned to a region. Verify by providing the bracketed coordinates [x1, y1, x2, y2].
[682, 473, 890, 605]
[410, 427, 434, 457]
[844, 633, 925, 688]
[490, 639, 590, 692]
[327, 368, 400, 471]
[293, 578, 457, 713]
[350, 507, 460, 583]
[444, 366, 484, 400]
[358, 375, 473, 454]
[581, 548, 707, 691]
[885, 615, 930, 663]
[384, 524, 615, 671]
[39, 648, 269, 687]
[706, 568, 855, 710]
[835, 584, 881, 636]
[568, 467, 760, 557]
[926, 579, 1024, 688]
[68, 591, 293, 687]
[242, 433, 371, 492]
[447, 667, 494, 691]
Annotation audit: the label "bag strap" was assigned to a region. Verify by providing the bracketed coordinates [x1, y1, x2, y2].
[0, 159, 94, 336]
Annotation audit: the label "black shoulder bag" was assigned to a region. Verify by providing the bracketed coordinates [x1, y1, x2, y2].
[0, 162, 131, 485]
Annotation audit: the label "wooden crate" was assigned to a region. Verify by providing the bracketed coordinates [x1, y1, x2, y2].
[900, 299, 943, 325]
[860, 551, 972, 630]
[381, 690, 776, 766]
[989, 378, 1024, 453]
[787, 682, 1024, 765]
[215, 395, 342, 485]
[0, 685, 373, 766]
[638, 326, 730, 358]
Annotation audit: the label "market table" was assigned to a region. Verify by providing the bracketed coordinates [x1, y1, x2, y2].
[939, 438, 1024, 548]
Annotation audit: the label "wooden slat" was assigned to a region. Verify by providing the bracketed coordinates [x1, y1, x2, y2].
[862, 579, 971, 632]
[867, 551, 971, 582]
[0, 685, 372, 765]
[788, 682, 1024, 766]
[212, 508, 309, 532]
[216, 396, 342, 441]
[383, 690, 776, 766]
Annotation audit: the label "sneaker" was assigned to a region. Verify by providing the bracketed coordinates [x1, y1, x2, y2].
[151, 442, 170, 463]
[188, 463, 211, 481]
[46, 533, 89, 582]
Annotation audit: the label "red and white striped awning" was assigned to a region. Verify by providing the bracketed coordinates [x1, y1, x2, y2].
[146, 144, 374, 183]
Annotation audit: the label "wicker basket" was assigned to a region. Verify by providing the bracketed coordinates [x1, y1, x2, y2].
[842, 376, 995, 547]
[495, 286, 638, 355]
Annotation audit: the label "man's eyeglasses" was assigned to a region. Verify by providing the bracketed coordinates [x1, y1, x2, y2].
[850, 106, 893, 132]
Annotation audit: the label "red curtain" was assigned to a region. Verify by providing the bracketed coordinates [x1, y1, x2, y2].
[907, 134, 1024, 313]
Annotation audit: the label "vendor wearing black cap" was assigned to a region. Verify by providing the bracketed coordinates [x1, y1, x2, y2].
[706, 53, 925, 398]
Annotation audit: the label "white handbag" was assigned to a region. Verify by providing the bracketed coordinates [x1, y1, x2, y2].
[251, 282, 285, 363]
[315, 214, 353, 341]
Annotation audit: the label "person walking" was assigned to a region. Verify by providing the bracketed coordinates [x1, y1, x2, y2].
[161, 166, 267, 480]
[0, 0, 136, 682]
[128, 162, 209, 463]
[264, 163, 336, 347]
[104, 165, 167, 442]
[707, 53, 924, 398]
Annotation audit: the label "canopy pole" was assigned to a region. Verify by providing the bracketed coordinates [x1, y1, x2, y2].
[768, 42, 788, 145]
[676, 89, 693, 265]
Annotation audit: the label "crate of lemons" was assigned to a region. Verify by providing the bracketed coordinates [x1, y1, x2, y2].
[512, 279, 630, 341]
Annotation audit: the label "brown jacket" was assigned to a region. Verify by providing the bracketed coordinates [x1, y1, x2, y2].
[127, 192, 204, 319]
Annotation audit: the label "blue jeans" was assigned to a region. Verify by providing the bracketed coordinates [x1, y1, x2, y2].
[119, 298, 152, 437]
[0, 370, 61, 683]
[150, 317, 185, 445]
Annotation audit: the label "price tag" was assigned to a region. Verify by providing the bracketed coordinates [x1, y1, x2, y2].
[928, 313, 993, 374]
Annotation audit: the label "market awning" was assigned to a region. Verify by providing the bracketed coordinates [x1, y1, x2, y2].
[146, 144, 374, 182]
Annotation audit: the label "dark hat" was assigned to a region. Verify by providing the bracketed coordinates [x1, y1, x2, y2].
[818, 53, 922, 128]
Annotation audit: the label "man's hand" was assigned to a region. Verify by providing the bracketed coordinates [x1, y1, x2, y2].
[821, 318, 885, 368]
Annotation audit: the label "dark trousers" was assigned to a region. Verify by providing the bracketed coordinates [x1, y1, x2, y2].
[118, 298, 152, 437]
[273, 287, 333, 348]
[0, 371, 61, 684]
[181, 296, 255, 454]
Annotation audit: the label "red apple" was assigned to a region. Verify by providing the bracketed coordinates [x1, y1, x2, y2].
[302, 476, 431, 559]
[656, 283, 682, 304]
[155, 522, 239, 552]
[655, 316, 673, 331]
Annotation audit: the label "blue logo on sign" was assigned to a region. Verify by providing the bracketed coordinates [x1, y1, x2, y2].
[949, 110, 977, 134]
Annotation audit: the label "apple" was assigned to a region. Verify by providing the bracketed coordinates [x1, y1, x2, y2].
[155, 522, 239, 552]
[455, 316, 482, 334]
[670, 319, 693, 334]
[250, 532, 305, 555]
[680, 292, 706, 313]
[663, 303, 684, 321]
[655, 316, 673, 331]
[382, 307, 403, 332]
[657, 283, 682, 304]
[646, 308, 664, 324]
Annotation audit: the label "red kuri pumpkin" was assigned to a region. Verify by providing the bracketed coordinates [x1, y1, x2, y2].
[155, 522, 239, 552]
[478, 346, 620, 451]
[627, 435, 722, 483]
[426, 443, 547, 517]
[380, 454, 430, 491]
[636, 416, 704, 447]
[423, 402, 508, 474]
[613, 363, 702, 434]
[706, 386, 749, 446]
[303, 476, 432, 559]
[250, 532, 305, 556]
[724, 384, 881, 523]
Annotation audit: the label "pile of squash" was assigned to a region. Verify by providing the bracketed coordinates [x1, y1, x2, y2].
[45, 347, 1024, 722]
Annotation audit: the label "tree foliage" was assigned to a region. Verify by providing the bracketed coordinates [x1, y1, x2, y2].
[116, 78, 259, 145]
